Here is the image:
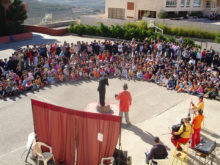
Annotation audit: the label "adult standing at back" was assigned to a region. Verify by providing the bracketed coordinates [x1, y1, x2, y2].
[116, 83, 132, 125]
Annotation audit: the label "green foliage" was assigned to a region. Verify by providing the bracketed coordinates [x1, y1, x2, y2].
[69, 24, 85, 36]
[158, 24, 218, 40]
[158, 11, 168, 19]
[215, 34, 220, 43]
[124, 22, 138, 29]
[166, 36, 177, 43]
[195, 44, 202, 49]
[0, 3, 6, 36]
[143, 11, 150, 18]
[68, 22, 74, 33]
[98, 22, 111, 37]
[85, 25, 99, 36]
[6, 0, 27, 35]
[137, 21, 148, 29]
[68, 21, 220, 45]
[183, 38, 195, 47]
[68, 21, 152, 41]
[110, 24, 125, 39]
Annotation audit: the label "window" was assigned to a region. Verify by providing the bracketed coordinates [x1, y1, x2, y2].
[108, 8, 125, 19]
[166, 0, 177, 7]
[206, 1, 216, 8]
[186, 0, 190, 7]
[181, 0, 185, 7]
[193, 0, 201, 7]
[127, 2, 134, 10]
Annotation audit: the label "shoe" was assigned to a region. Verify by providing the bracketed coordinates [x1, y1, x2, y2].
[127, 122, 132, 126]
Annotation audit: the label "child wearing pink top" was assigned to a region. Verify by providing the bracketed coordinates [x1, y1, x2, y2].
[197, 85, 204, 95]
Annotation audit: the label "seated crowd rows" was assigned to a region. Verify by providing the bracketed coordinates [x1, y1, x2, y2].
[0, 38, 219, 99]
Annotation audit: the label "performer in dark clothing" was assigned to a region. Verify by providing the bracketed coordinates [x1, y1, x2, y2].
[97, 75, 109, 107]
[145, 137, 168, 164]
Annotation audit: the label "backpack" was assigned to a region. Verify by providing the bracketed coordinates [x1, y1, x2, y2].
[172, 123, 186, 140]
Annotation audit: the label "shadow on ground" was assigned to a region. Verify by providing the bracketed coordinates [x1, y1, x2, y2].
[0, 33, 59, 51]
[201, 128, 220, 139]
[121, 123, 171, 151]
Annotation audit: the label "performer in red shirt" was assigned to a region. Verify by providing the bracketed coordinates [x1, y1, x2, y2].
[191, 109, 204, 148]
[116, 83, 132, 125]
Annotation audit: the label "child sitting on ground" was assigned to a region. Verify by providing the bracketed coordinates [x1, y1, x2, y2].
[0, 85, 5, 98]
[167, 76, 175, 90]
[197, 84, 204, 95]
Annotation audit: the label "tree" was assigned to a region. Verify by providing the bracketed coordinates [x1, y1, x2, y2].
[0, 3, 6, 36]
[6, 0, 27, 35]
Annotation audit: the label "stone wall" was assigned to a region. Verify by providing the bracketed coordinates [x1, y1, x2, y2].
[25, 25, 67, 36]
[46, 20, 78, 28]
[0, 32, 33, 44]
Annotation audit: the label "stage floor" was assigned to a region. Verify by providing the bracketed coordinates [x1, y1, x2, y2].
[0, 78, 220, 165]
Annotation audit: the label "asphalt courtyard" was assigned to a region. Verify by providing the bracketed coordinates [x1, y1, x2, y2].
[0, 34, 220, 165]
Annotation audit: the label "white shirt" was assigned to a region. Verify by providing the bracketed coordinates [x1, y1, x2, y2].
[189, 59, 195, 65]
[196, 52, 202, 60]
[34, 56, 38, 66]
[118, 44, 123, 53]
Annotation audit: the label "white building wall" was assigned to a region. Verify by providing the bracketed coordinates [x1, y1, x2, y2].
[162, 0, 204, 12]
[105, 0, 125, 17]
[105, 0, 220, 19]
[126, 0, 136, 19]
[135, 0, 163, 19]
[105, 0, 136, 19]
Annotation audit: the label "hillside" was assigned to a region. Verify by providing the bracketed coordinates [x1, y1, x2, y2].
[32, 0, 104, 9]
[22, 0, 104, 25]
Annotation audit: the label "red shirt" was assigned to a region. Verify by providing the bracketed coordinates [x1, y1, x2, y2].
[98, 54, 102, 60]
[116, 91, 132, 112]
[192, 114, 204, 130]
[202, 50, 206, 58]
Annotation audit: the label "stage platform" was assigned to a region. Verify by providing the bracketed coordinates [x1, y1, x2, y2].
[86, 102, 120, 116]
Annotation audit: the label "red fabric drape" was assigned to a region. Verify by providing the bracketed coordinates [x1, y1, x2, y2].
[32, 105, 50, 145]
[32, 99, 120, 165]
[76, 117, 120, 165]
[32, 101, 76, 165]
[49, 111, 76, 165]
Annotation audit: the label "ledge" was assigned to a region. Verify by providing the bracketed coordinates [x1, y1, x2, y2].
[0, 32, 33, 44]
[25, 25, 67, 36]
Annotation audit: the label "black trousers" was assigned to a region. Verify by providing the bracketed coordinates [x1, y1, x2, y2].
[99, 90, 106, 107]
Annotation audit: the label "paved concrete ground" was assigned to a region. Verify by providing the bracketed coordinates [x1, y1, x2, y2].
[187, 18, 220, 25]
[0, 78, 219, 165]
[0, 34, 220, 165]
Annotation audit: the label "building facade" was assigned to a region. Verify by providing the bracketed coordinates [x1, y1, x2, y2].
[105, 0, 220, 20]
